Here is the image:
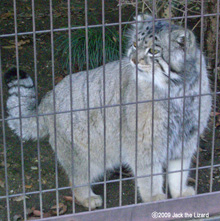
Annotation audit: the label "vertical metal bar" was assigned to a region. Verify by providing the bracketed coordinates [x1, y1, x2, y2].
[31, 0, 43, 218]
[101, 0, 107, 209]
[150, 0, 156, 200]
[49, 0, 59, 215]
[165, 0, 172, 199]
[180, 0, 188, 197]
[13, 0, 27, 219]
[118, 0, 122, 208]
[67, 0, 75, 213]
[210, 0, 219, 192]
[0, 47, 10, 220]
[195, 0, 204, 194]
[84, 0, 91, 211]
[134, 0, 138, 205]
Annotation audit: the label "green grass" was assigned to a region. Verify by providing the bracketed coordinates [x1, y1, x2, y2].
[56, 26, 127, 72]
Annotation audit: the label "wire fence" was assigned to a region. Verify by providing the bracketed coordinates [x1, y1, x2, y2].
[0, 0, 219, 220]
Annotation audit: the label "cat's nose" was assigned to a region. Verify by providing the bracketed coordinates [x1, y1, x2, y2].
[132, 58, 136, 64]
[139, 58, 145, 65]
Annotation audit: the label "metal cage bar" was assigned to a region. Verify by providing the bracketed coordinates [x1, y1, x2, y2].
[0, 0, 219, 220]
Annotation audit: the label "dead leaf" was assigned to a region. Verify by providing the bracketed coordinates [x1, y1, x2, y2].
[89, 8, 96, 11]
[2, 45, 16, 49]
[13, 195, 29, 202]
[0, 179, 5, 188]
[31, 166, 38, 170]
[54, 12, 62, 18]
[1, 12, 14, 20]
[188, 177, 196, 183]
[63, 196, 73, 201]
[26, 175, 31, 180]
[42, 179, 47, 185]
[43, 212, 53, 218]
[2, 39, 30, 49]
[13, 214, 22, 221]
[25, 184, 33, 189]
[50, 203, 67, 215]
[199, 147, 207, 152]
[210, 111, 220, 116]
[0, 161, 10, 168]
[33, 209, 42, 217]
[17, 39, 30, 47]
[55, 75, 64, 84]
[113, 36, 117, 43]
[26, 207, 34, 216]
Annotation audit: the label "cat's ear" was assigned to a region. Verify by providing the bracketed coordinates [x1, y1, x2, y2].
[133, 13, 153, 22]
[172, 29, 196, 49]
[132, 13, 153, 28]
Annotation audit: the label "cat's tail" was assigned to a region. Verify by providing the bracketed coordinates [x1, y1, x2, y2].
[4, 68, 48, 140]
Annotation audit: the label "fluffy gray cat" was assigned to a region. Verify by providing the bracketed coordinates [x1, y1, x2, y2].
[5, 14, 211, 209]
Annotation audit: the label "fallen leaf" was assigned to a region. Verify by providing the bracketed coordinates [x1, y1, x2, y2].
[31, 166, 38, 170]
[13, 195, 29, 202]
[26, 175, 31, 180]
[199, 147, 207, 152]
[210, 111, 220, 116]
[188, 177, 196, 183]
[26, 207, 34, 216]
[25, 184, 33, 189]
[2, 45, 16, 49]
[13, 214, 22, 221]
[42, 179, 47, 185]
[2, 39, 30, 49]
[0, 179, 5, 188]
[50, 203, 67, 215]
[63, 196, 73, 201]
[1, 12, 14, 20]
[0, 161, 10, 168]
[17, 39, 30, 47]
[43, 211, 53, 218]
[33, 209, 42, 217]
[55, 75, 64, 84]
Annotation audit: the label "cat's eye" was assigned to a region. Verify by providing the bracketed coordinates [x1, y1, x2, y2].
[133, 42, 137, 48]
[149, 48, 159, 54]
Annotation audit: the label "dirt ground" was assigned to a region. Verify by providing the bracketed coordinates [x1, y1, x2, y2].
[0, 0, 220, 220]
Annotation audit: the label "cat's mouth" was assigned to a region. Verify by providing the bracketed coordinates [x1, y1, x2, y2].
[131, 57, 148, 66]
[130, 58, 155, 73]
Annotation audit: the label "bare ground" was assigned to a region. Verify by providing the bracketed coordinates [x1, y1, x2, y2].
[0, 0, 220, 220]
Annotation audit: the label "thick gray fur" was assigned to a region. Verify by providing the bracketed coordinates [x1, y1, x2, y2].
[5, 14, 211, 209]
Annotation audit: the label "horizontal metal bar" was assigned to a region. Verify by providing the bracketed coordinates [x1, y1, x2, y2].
[0, 13, 219, 38]
[1, 91, 216, 123]
[0, 163, 219, 201]
[39, 191, 220, 221]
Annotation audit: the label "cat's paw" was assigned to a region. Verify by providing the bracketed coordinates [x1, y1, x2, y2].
[182, 186, 195, 197]
[151, 193, 166, 201]
[80, 195, 102, 210]
[171, 186, 195, 198]
[142, 193, 166, 202]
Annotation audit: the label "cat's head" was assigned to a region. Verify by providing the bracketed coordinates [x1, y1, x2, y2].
[126, 14, 198, 88]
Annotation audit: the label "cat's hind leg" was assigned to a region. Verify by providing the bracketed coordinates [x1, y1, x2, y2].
[168, 158, 195, 198]
[49, 134, 103, 209]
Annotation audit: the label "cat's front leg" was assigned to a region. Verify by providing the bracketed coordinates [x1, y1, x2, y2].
[139, 163, 165, 202]
[168, 158, 195, 198]
[129, 158, 165, 202]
